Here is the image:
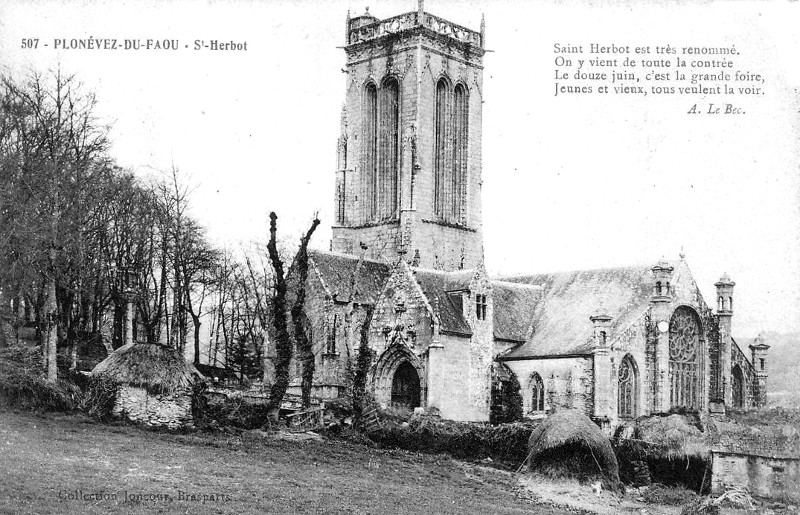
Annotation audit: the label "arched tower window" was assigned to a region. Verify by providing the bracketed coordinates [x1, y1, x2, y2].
[434, 79, 469, 224]
[530, 372, 545, 412]
[668, 306, 704, 410]
[362, 82, 378, 222]
[434, 78, 450, 219]
[378, 77, 399, 220]
[452, 83, 468, 223]
[618, 355, 637, 419]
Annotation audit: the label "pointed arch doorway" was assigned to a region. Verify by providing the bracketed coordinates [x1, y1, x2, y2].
[391, 361, 421, 409]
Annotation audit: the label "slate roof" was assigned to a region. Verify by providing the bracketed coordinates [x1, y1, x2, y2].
[411, 268, 473, 336]
[308, 249, 391, 304]
[498, 263, 666, 358]
[491, 280, 543, 342]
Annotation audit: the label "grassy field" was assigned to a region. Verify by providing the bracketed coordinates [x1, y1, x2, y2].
[0, 409, 570, 515]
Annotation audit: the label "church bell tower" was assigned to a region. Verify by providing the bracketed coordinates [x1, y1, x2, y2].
[331, 2, 485, 271]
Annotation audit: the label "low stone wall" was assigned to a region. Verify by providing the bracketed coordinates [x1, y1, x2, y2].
[114, 385, 193, 429]
[712, 452, 800, 502]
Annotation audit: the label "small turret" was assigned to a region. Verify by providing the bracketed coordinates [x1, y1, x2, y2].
[749, 333, 770, 407]
[590, 307, 613, 348]
[714, 273, 735, 406]
[590, 307, 613, 425]
[651, 259, 674, 302]
[715, 273, 735, 315]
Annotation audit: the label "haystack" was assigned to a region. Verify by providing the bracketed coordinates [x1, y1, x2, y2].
[632, 414, 711, 491]
[91, 343, 203, 429]
[636, 414, 709, 460]
[527, 409, 623, 492]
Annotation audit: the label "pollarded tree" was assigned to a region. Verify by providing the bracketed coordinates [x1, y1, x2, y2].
[265, 212, 319, 422]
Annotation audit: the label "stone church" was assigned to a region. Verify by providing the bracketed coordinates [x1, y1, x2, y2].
[285, 3, 768, 428]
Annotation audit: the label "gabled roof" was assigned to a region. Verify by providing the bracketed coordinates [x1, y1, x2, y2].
[491, 280, 543, 342]
[499, 263, 665, 358]
[411, 268, 473, 336]
[308, 249, 391, 304]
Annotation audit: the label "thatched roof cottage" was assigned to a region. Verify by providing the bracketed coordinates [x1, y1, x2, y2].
[91, 343, 203, 429]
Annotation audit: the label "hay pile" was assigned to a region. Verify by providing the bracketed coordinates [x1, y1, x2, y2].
[91, 343, 202, 395]
[527, 409, 623, 492]
[636, 414, 709, 459]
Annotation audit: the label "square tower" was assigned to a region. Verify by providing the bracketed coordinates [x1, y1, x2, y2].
[331, 4, 485, 271]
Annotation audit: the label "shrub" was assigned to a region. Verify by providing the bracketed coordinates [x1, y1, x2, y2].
[199, 395, 271, 430]
[642, 483, 699, 506]
[366, 414, 537, 464]
[80, 375, 118, 421]
[0, 368, 81, 411]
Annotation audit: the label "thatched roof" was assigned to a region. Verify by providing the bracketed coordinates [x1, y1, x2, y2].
[635, 414, 710, 459]
[91, 343, 202, 395]
[528, 410, 622, 491]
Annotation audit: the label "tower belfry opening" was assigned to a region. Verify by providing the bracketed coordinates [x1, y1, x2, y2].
[331, 5, 486, 271]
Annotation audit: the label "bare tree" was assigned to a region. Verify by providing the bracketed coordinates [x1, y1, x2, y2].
[0, 69, 109, 381]
[292, 217, 320, 408]
[265, 213, 290, 423]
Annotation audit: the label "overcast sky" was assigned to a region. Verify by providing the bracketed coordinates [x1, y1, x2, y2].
[1, 0, 798, 338]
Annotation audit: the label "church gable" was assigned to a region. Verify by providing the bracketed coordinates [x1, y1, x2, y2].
[371, 261, 437, 356]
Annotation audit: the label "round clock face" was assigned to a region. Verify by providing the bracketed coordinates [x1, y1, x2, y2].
[657, 321, 669, 333]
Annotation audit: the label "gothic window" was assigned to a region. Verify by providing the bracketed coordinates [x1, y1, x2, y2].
[668, 306, 703, 410]
[363, 82, 378, 221]
[530, 372, 545, 412]
[732, 364, 744, 408]
[475, 293, 487, 320]
[434, 78, 449, 219]
[452, 83, 468, 223]
[434, 79, 469, 224]
[377, 77, 399, 220]
[336, 178, 346, 224]
[326, 314, 338, 355]
[618, 355, 637, 419]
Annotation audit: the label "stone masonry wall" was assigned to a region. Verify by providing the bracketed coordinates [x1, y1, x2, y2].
[114, 385, 193, 429]
[505, 357, 594, 417]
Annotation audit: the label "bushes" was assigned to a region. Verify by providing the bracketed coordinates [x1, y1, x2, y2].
[642, 483, 699, 506]
[0, 368, 81, 411]
[199, 396, 272, 430]
[366, 414, 537, 464]
[80, 375, 118, 421]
